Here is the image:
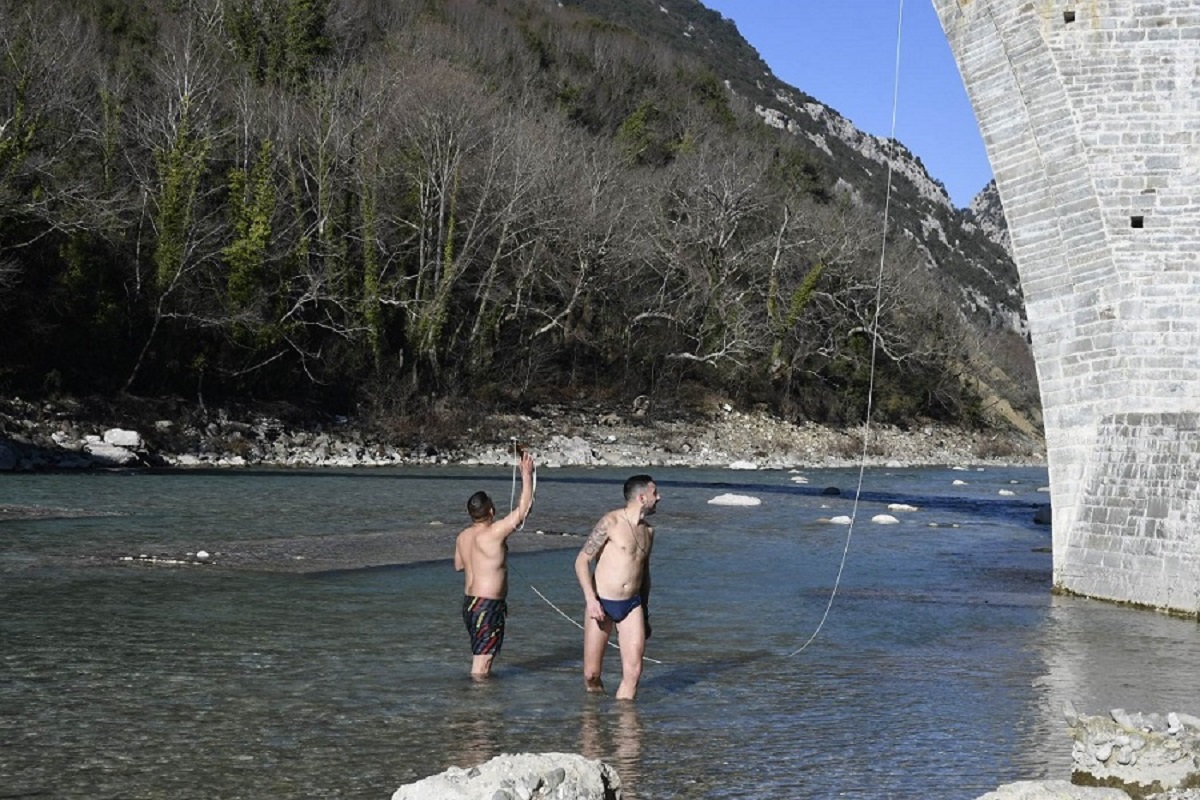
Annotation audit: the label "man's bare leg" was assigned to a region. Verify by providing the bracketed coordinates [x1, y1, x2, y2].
[613, 610, 646, 700]
[471, 653, 495, 678]
[582, 616, 611, 693]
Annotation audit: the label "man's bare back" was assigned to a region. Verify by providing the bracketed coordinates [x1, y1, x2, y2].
[454, 451, 534, 676]
[455, 519, 511, 600]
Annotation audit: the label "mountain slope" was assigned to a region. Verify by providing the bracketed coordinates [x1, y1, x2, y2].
[0, 0, 1039, 433]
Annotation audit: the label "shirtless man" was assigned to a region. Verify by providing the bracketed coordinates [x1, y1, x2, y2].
[574, 474, 659, 700]
[454, 450, 535, 677]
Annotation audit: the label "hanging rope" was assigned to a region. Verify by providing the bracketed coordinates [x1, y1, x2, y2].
[786, 0, 905, 658]
[496, 2, 906, 666]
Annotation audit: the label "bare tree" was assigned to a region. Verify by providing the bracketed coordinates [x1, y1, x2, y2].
[635, 143, 775, 376]
[0, 2, 104, 240]
[122, 9, 229, 392]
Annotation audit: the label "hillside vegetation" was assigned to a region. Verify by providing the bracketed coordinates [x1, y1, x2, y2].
[0, 0, 1039, 433]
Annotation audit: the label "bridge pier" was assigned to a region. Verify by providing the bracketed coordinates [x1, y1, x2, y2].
[933, 0, 1200, 616]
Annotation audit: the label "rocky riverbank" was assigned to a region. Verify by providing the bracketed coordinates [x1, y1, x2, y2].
[0, 394, 1046, 473]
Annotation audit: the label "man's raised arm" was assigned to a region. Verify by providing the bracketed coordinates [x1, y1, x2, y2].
[497, 451, 535, 534]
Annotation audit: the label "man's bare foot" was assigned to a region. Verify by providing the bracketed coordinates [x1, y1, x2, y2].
[585, 678, 605, 693]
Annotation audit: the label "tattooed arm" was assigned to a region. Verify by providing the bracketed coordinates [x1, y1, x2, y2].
[575, 515, 611, 621]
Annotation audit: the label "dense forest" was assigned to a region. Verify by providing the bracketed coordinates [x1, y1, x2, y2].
[0, 0, 1038, 430]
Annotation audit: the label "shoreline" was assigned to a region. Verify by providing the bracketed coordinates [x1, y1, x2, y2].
[2, 397, 1047, 573]
[1, 396, 1047, 473]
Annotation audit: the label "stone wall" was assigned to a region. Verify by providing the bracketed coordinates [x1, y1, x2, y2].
[932, 0, 1200, 615]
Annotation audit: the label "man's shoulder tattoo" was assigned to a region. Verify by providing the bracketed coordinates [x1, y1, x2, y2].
[583, 518, 610, 555]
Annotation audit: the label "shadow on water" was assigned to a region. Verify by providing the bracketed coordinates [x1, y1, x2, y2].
[639, 650, 772, 696]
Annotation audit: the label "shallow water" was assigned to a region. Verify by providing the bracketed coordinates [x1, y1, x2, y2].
[2, 465, 1198, 799]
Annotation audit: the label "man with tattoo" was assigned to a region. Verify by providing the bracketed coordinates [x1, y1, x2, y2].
[454, 450, 535, 677]
[574, 474, 659, 700]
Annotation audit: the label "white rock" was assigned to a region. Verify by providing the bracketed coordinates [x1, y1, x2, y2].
[1176, 712, 1200, 729]
[952, 479, 968, 485]
[998, 489, 1015, 496]
[707, 493, 762, 506]
[103, 428, 143, 448]
[391, 752, 619, 800]
[196, 550, 210, 560]
[871, 514, 900, 524]
[727, 460, 758, 470]
[974, 780, 1129, 799]
[84, 441, 138, 466]
[828, 515, 853, 525]
[888, 503, 918, 512]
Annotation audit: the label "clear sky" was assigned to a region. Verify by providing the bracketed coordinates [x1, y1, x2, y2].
[700, 1, 993, 208]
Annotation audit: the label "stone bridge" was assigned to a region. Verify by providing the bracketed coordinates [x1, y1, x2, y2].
[932, 0, 1200, 616]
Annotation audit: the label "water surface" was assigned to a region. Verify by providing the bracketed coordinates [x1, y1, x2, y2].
[2, 465, 1197, 799]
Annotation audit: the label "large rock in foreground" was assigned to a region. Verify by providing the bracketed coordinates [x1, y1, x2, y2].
[977, 780, 1133, 799]
[392, 752, 621, 800]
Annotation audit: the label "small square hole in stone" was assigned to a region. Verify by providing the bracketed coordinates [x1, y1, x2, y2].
[1131, 215, 1145, 228]
[1063, 10, 1076, 23]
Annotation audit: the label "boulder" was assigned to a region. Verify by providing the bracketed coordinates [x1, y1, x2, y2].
[707, 493, 762, 506]
[391, 752, 621, 800]
[83, 440, 139, 466]
[546, 435, 593, 466]
[1067, 708, 1200, 799]
[976, 780, 1130, 799]
[103, 428, 143, 448]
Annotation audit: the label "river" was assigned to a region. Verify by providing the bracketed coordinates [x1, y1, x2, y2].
[2, 465, 1197, 799]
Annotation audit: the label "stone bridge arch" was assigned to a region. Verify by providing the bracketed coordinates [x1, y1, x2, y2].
[932, 0, 1200, 616]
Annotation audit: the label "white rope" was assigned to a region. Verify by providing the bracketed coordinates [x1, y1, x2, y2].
[786, 0, 905, 658]
[528, 582, 664, 665]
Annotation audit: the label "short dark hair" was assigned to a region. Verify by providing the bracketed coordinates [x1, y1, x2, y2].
[467, 491, 494, 521]
[623, 474, 654, 502]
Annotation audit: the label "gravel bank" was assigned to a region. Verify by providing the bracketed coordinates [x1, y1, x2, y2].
[1, 396, 1046, 472]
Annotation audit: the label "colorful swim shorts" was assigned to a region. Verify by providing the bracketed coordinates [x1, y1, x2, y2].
[462, 595, 507, 656]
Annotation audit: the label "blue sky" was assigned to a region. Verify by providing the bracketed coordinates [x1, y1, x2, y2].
[700, 1, 993, 208]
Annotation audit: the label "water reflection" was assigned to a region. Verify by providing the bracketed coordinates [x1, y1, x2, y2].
[1018, 594, 1200, 777]
[579, 700, 643, 799]
[439, 678, 509, 770]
